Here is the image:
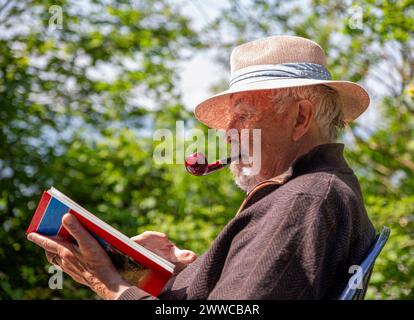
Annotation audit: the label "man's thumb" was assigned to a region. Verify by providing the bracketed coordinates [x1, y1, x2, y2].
[174, 248, 197, 264]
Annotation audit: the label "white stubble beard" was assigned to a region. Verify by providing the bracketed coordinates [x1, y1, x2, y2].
[228, 126, 263, 193]
[229, 161, 265, 193]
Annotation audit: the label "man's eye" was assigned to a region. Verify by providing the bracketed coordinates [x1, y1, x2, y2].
[234, 100, 243, 108]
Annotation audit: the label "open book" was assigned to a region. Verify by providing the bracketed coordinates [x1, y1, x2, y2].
[26, 187, 175, 297]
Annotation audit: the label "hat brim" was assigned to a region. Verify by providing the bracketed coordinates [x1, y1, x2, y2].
[194, 78, 370, 129]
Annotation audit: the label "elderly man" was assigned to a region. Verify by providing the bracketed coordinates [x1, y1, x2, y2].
[27, 35, 376, 300]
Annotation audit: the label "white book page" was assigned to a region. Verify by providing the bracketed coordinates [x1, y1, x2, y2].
[48, 187, 175, 273]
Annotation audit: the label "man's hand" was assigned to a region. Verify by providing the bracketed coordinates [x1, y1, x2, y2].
[27, 213, 131, 300]
[131, 231, 197, 274]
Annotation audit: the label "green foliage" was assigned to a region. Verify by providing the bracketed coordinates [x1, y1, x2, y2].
[363, 195, 414, 299]
[0, 0, 237, 300]
[0, 0, 413, 300]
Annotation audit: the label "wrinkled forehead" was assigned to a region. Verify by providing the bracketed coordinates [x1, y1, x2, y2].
[197, 89, 288, 130]
[229, 90, 275, 112]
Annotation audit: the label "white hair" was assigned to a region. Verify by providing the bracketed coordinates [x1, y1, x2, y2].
[270, 85, 345, 142]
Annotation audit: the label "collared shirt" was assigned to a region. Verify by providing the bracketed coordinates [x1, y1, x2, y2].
[119, 143, 376, 300]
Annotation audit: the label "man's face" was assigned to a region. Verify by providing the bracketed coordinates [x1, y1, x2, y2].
[225, 90, 296, 192]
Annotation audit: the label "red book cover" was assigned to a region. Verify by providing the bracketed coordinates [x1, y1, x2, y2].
[26, 187, 175, 297]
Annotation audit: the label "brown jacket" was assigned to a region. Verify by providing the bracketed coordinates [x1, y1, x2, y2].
[118, 143, 376, 300]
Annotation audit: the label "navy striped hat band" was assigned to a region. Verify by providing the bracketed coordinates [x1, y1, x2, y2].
[229, 63, 332, 88]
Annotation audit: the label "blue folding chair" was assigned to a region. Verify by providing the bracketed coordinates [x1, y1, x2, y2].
[340, 226, 390, 300]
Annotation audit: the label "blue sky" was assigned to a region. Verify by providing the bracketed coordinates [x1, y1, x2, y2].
[175, 0, 227, 112]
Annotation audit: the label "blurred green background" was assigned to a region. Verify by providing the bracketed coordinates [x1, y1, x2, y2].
[0, 0, 413, 299]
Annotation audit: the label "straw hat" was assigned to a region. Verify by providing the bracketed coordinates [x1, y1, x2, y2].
[194, 35, 370, 129]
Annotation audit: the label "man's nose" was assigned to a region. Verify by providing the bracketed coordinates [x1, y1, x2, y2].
[225, 117, 236, 131]
[225, 128, 241, 144]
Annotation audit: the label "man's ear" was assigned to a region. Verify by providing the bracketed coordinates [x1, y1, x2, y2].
[292, 99, 314, 142]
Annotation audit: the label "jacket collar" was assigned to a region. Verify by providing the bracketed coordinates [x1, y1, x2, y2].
[236, 143, 352, 216]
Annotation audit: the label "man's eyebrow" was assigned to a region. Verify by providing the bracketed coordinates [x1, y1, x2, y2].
[229, 93, 245, 103]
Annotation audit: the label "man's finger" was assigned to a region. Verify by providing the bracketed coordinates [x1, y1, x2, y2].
[174, 248, 197, 264]
[46, 251, 61, 266]
[27, 233, 61, 254]
[61, 213, 100, 253]
[28, 233, 76, 260]
[45, 251, 87, 286]
[131, 231, 168, 243]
